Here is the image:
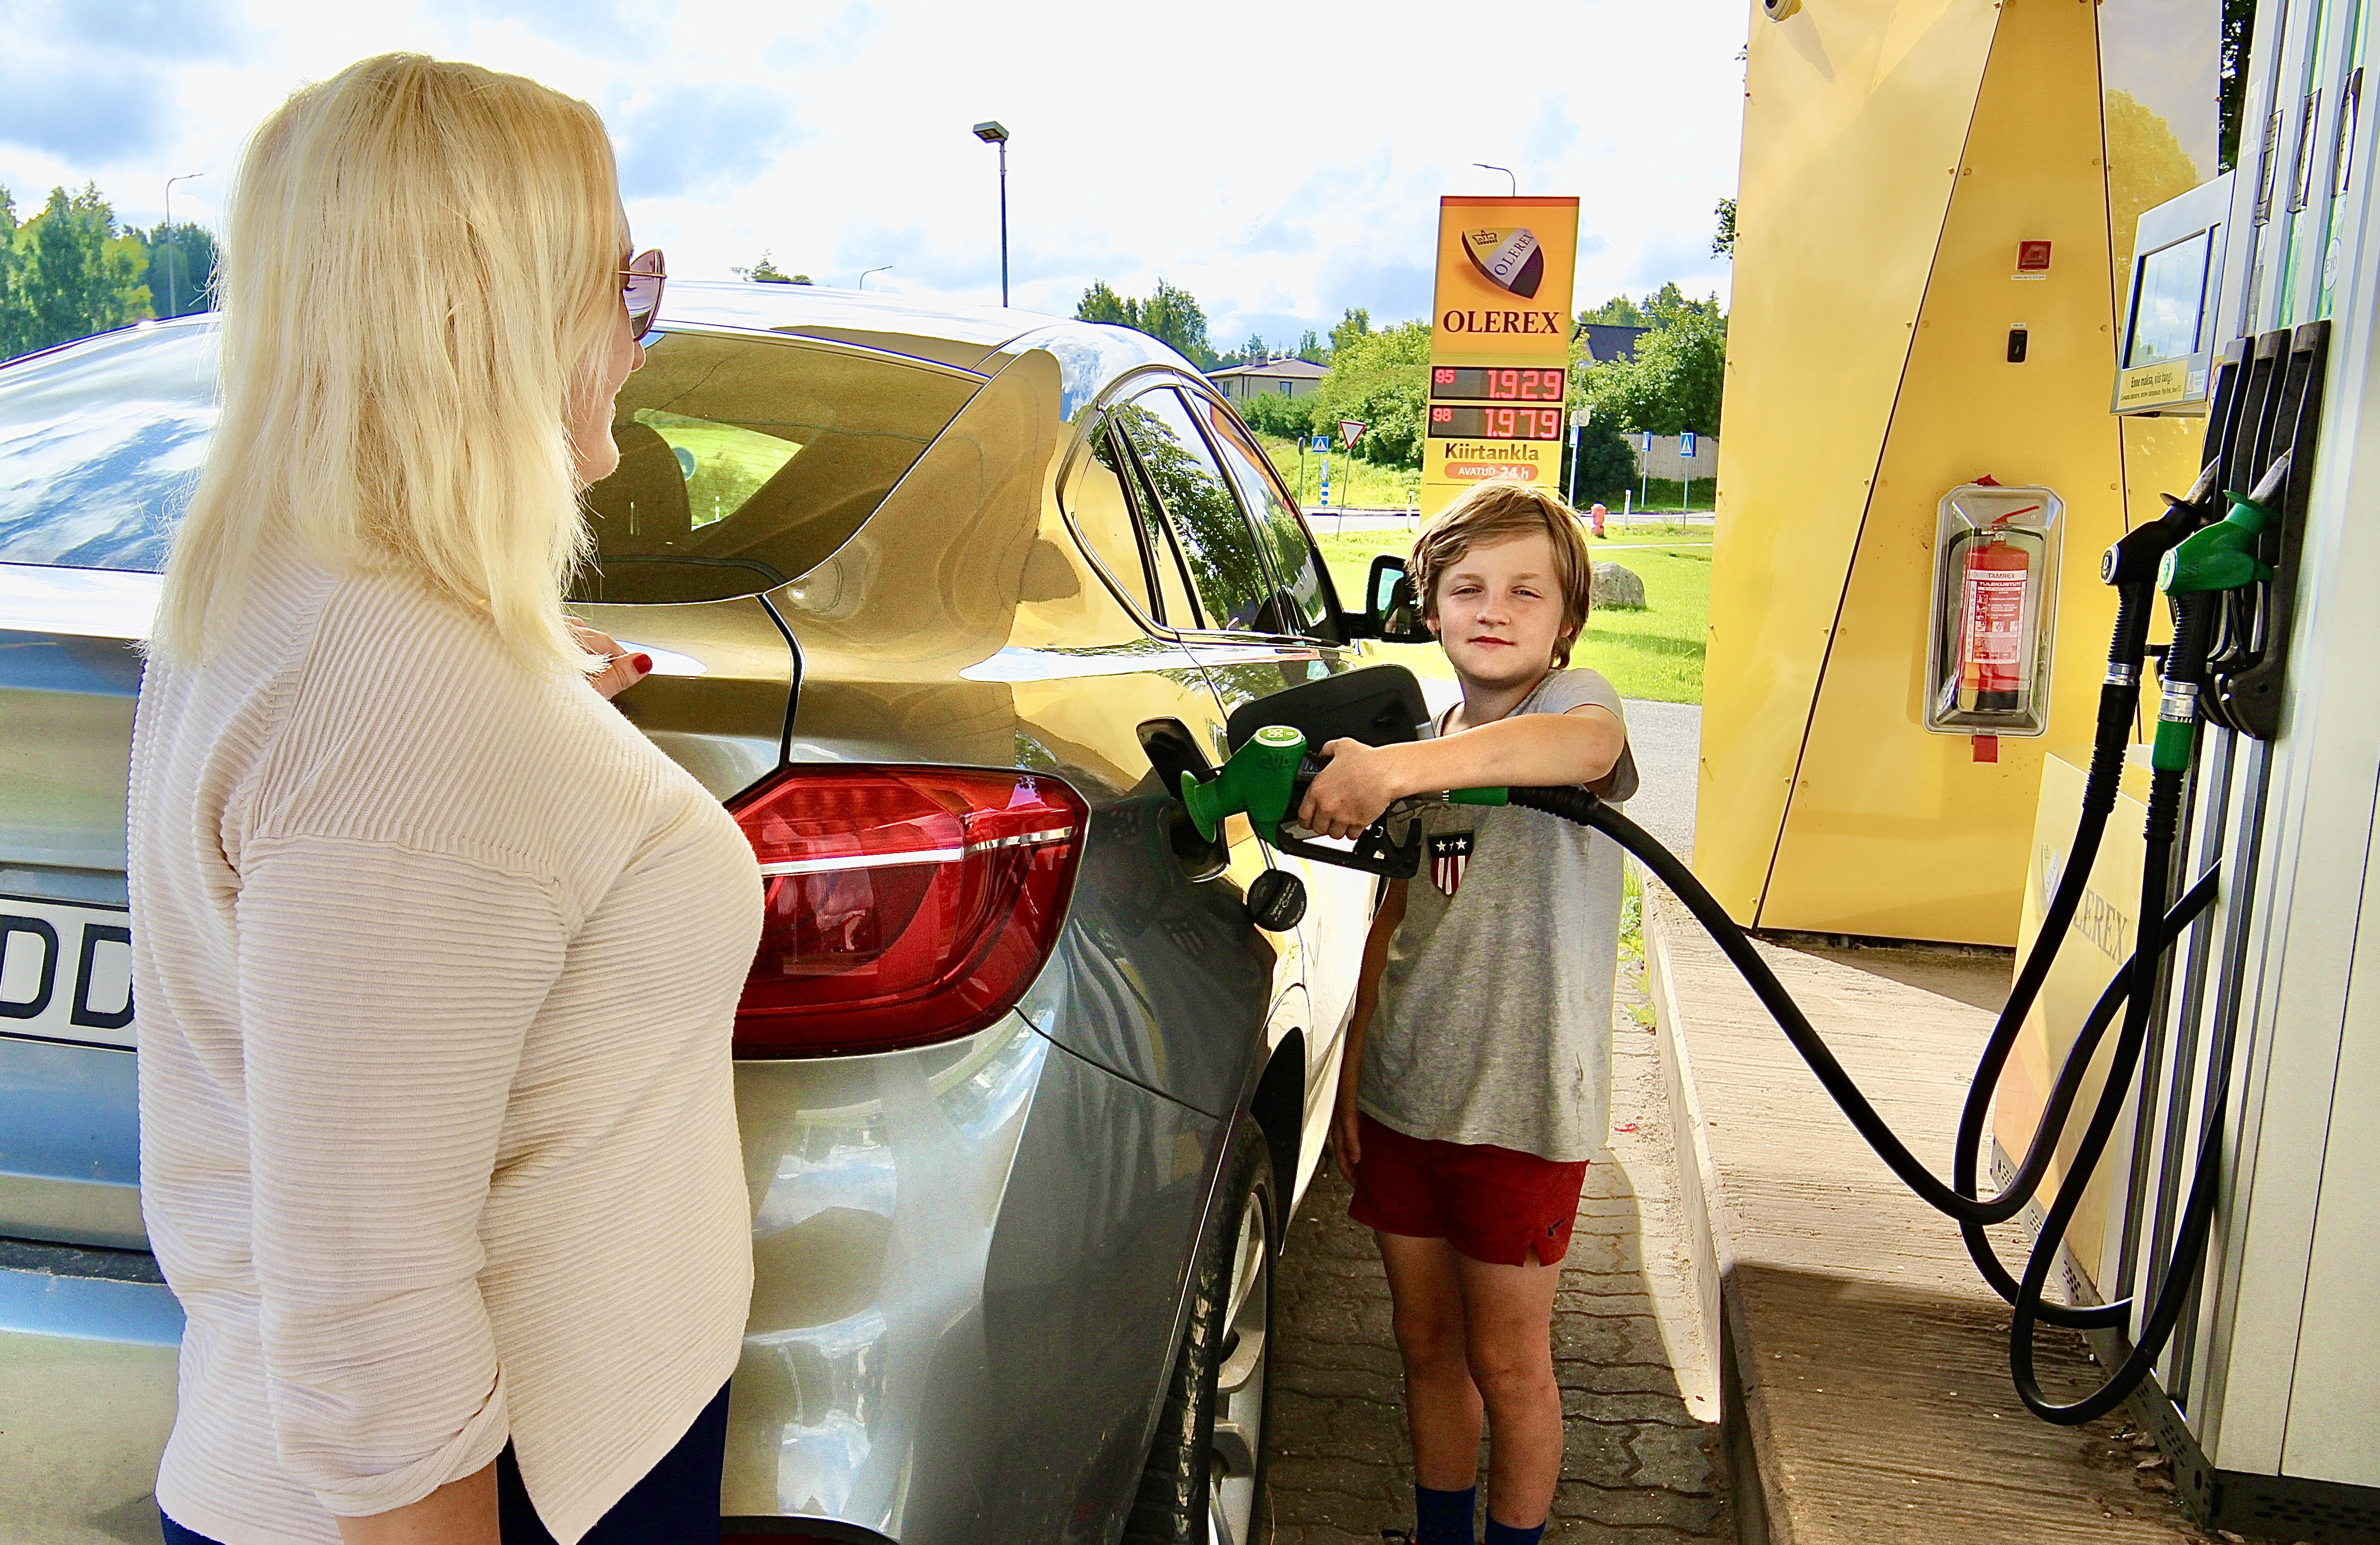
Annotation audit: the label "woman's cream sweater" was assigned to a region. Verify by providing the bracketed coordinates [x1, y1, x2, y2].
[128, 544, 761, 1545]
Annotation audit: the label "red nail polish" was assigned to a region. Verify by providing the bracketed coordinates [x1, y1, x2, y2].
[630, 654, 653, 674]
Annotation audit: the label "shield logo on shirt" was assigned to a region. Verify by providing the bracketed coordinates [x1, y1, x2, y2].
[1430, 831, 1475, 897]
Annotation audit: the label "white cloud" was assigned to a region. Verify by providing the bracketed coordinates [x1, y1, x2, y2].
[2, 0, 1748, 339]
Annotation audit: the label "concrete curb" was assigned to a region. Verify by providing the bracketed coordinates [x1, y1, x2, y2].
[1643, 879, 1789, 1545]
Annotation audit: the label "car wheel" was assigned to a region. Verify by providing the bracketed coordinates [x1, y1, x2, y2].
[1124, 1114, 1277, 1545]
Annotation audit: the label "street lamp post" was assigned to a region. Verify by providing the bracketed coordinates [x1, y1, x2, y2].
[162, 171, 203, 319]
[858, 264, 893, 290]
[1473, 162, 1517, 197]
[972, 121, 1009, 306]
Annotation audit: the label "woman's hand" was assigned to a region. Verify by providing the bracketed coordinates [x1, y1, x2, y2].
[1297, 738, 1408, 841]
[568, 621, 652, 701]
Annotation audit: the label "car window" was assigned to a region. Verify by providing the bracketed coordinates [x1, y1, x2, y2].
[1107, 387, 1273, 633]
[574, 331, 981, 603]
[1118, 432, 1205, 630]
[0, 324, 219, 572]
[1197, 400, 1335, 637]
[1063, 427, 1157, 618]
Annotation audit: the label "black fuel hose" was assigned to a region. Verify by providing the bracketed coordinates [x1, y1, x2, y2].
[1496, 780, 2221, 1423]
[1992, 592, 2223, 1421]
[1498, 782, 2208, 1229]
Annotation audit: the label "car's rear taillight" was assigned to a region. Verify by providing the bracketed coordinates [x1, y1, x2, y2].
[727, 765, 1088, 1057]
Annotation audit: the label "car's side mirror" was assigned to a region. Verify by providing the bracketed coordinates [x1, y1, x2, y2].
[1354, 554, 1432, 644]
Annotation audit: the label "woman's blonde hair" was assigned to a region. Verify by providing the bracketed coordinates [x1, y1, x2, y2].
[154, 53, 621, 673]
[1410, 482, 1596, 668]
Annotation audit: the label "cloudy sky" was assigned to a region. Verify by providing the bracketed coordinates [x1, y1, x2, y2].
[0, 0, 1746, 346]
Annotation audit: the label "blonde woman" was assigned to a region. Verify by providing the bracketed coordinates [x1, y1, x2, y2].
[130, 55, 760, 1545]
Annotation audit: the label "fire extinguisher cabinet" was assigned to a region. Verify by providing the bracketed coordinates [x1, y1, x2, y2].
[1922, 482, 2063, 737]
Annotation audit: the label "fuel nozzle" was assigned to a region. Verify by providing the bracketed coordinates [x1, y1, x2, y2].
[2101, 458, 2221, 587]
[2143, 455, 2288, 772]
[2159, 451, 2292, 597]
[1180, 725, 1306, 843]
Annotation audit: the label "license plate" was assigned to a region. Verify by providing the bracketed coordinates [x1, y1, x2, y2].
[0, 895, 135, 1050]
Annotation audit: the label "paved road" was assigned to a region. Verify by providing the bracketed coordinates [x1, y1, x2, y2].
[1415, 684, 1702, 862]
[1615, 702, 1700, 862]
[1266, 969, 1731, 1544]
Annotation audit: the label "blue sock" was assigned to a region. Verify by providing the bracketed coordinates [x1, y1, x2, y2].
[1483, 1516, 1545, 1545]
[1414, 1483, 1476, 1545]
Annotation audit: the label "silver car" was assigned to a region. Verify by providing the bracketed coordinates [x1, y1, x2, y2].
[0, 284, 1392, 1544]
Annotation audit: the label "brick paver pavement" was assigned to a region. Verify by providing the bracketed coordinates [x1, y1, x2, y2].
[1266, 961, 1733, 1544]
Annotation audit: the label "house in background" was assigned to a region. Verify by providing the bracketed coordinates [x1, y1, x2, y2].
[1207, 356, 1327, 401]
[1576, 324, 1648, 365]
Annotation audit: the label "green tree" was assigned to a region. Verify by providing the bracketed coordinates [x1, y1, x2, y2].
[1328, 306, 1371, 356]
[1578, 299, 1727, 436]
[1712, 197, 1737, 258]
[1074, 278, 1216, 367]
[0, 188, 20, 358]
[1565, 414, 1640, 504]
[143, 220, 219, 318]
[1240, 389, 1315, 440]
[1578, 294, 1650, 328]
[1241, 331, 1266, 361]
[1137, 279, 1213, 366]
[2219, 0, 2258, 171]
[733, 251, 797, 283]
[1308, 318, 1432, 469]
[1297, 327, 1321, 362]
[1076, 279, 1136, 326]
[3, 183, 149, 361]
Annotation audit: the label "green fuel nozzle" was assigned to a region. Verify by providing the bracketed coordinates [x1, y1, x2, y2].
[1181, 725, 1308, 842]
[2158, 451, 2292, 597]
[1178, 725, 1510, 858]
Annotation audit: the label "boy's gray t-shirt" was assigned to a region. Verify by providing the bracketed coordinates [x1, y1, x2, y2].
[1359, 668, 1639, 1162]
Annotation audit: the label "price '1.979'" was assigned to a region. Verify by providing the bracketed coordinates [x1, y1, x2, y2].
[1426, 405, 1564, 441]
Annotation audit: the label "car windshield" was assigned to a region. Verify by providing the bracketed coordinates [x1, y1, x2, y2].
[0, 324, 219, 572]
[0, 323, 981, 603]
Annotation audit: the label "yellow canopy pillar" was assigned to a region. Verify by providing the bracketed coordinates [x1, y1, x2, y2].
[1704, 0, 2213, 944]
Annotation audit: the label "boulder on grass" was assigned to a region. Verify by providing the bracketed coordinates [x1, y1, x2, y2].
[1592, 562, 1648, 610]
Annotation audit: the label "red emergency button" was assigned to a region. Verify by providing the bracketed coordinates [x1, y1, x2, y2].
[2016, 240, 2052, 273]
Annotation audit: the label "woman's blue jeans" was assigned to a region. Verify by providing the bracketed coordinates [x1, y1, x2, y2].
[159, 1380, 733, 1545]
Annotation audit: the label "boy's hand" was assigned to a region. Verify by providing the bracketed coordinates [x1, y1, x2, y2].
[1329, 1080, 1363, 1172]
[1298, 738, 1405, 841]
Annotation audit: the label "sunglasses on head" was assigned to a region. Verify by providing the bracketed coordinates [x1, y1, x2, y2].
[621, 249, 665, 338]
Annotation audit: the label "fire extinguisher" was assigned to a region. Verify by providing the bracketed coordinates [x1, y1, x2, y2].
[1955, 511, 2038, 714]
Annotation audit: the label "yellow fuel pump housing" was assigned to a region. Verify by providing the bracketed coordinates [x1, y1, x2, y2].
[1704, 0, 2217, 943]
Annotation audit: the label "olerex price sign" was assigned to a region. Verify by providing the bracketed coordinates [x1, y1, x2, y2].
[1420, 195, 1580, 517]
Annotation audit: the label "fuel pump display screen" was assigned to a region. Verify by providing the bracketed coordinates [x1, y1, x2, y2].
[2126, 229, 2213, 367]
[1429, 366, 1566, 401]
[1426, 404, 1564, 441]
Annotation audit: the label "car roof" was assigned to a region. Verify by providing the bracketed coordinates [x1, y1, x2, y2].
[658, 280, 1202, 420]
[2, 283, 1211, 430]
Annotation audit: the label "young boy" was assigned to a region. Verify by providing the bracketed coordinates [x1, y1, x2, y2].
[1298, 483, 1637, 1545]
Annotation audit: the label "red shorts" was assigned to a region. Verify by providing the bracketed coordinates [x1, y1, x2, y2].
[1346, 1113, 1589, 1267]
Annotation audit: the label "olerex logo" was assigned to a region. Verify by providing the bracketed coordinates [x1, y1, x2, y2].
[1438, 308, 1566, 335]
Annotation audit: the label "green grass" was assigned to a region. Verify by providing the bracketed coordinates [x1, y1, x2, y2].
[1254, 432, 1422, 510]
[1316, 529, 1713, 705]
[1603, 477, 1713, 514]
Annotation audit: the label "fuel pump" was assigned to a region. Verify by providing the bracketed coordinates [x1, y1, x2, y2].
[1165, 378, 2310, 1427]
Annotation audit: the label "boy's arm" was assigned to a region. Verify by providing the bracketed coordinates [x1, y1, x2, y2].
[1331, 878, 1407, 1171]
[1299, 706, 1626, 841]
